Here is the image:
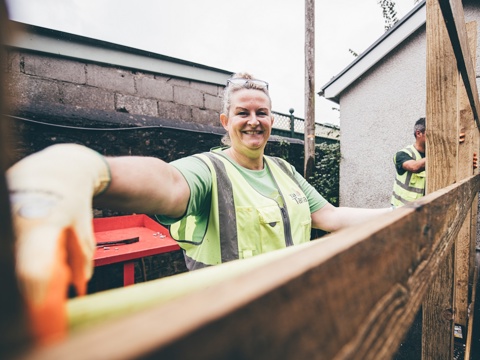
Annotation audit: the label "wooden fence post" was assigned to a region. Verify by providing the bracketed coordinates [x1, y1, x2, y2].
[424, 0, 459, 358]
[455, 19, 477, 338]
[463, 20, 480, 360]
[304, 0, 315, 179]
[424, 0, 480, 358]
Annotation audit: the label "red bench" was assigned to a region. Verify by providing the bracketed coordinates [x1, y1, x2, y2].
[93, 214, 179, 286]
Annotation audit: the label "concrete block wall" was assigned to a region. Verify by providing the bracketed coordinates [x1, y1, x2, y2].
[5, 50, 224, 127]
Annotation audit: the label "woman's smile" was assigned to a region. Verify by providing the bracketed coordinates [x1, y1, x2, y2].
[242, 129, 264, 135]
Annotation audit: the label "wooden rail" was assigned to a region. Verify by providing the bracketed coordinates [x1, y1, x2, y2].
[4, 0, 480, 359]
[14, 175, 480, 360]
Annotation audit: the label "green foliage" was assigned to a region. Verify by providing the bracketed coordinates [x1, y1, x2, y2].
[378, 0, 398, 31]
[275, 139, 291, 160]
[308, 142, 340, 206]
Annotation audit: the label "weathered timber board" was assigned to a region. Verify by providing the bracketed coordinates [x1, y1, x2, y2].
[17, 174, 480, 360]
[438, 0, 480, 125]
[455, 20, 478, 328]
[425, 0, 461, 357]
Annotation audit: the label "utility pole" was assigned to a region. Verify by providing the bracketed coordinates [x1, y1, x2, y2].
[304, 0, 315, 179]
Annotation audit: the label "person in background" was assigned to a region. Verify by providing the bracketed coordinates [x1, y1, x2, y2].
[7, 72, 392, 343]
[391, 117, 426, 207]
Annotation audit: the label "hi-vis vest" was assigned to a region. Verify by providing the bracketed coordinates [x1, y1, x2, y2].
[170, 151, 312, 271]
[390, 145, 425, 207]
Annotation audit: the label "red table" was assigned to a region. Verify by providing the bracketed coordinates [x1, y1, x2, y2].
[93, 214, 180, 286]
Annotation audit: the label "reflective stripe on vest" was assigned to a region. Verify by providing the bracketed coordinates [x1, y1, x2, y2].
[170, 151, 312, 270]
[390, 145, 425, 207]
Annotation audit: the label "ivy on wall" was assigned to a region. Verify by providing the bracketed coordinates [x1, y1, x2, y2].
[307, 142, 340, 206]
[308, 142, 340, 239]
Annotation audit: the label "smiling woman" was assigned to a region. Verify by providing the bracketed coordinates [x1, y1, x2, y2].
[220, 72, 274, 169]
[7, 71, 392, 343]
[156, 72, 324, 269]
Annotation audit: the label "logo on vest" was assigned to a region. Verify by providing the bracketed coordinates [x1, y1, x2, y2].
[289, 190, 307, 205]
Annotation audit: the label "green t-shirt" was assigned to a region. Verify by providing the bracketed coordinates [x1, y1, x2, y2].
[156, 153, 328, 227]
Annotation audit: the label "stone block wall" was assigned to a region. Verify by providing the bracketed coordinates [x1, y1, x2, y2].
[5, 50, 225, 127]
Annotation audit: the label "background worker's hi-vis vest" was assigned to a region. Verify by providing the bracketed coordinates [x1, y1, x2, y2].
[170, 151, 312, 271]
[390, 144, 425, 207]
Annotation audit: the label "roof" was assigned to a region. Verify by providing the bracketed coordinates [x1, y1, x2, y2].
[5, 20, 233, 86]
[319, 0, 426, 103]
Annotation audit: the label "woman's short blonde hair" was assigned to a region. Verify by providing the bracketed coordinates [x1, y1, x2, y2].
[221, 72, 272, 115]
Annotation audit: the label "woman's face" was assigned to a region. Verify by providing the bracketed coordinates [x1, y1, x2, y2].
[220, 88, 274, 157]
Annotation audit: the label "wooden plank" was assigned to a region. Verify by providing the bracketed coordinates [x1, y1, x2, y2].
[424, 0, 459, 357]
[464, 249, 479, 359]
[16, 175, 480, 360]
[465, 145, 479, 356]
[438, 0, 480, 126]
[454, 20, 477, 328]
[304, 0, 315, 178]
[464, 20, 480, 355]
[426, 0, 458, 190]
[455, 222, 470, 328]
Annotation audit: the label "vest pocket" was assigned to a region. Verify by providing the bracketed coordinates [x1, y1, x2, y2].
[236, 206, 258, 259]
[409, 171, 425, 186]
[257, 206, 285, 252]
[301, 219, 311, 244]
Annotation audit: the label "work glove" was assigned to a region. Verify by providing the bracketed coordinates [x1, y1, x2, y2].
[7, 144, 110, 345]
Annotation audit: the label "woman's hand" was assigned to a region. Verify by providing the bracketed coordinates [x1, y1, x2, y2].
[7, 144, 110, 344]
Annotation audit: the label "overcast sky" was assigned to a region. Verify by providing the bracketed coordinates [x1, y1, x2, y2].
[5, 0, 418, 126]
